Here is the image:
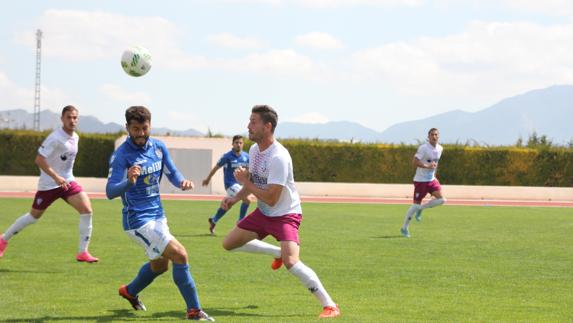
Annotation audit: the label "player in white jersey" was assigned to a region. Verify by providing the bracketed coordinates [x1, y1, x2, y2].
[401, 128, 447, 237]
[221, 105, 340, 319]
[0, 105, 98, 263]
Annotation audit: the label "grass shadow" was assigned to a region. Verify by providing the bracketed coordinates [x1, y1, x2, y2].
[370, 235, 404, 239]
[0, 268, 63, 274]
[0, 305, 293, 322]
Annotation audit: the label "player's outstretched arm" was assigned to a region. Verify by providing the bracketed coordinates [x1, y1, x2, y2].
[202, 164, 221, 186]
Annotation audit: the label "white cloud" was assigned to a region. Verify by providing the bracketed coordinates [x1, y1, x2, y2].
[0, 72, 32, 109]
[351, 20, 573, 101]
[100, 84, 151, 103]
[221, 0, 423, 7]
[207, 33, 266, 49]
[294, 32, 343, 49]
[293, 0, 423, 8]
[16, 9, 185, 63]
[502, 0, 573, 16]
[166, 110, 207, 132]
[221, 49, 317, 76]
[288, 112, 330, 123]
[0, 71, 70, 112]
[15, 9, 318, 77]
[167, 110, 200, 122]
[433, 0, 573, 16]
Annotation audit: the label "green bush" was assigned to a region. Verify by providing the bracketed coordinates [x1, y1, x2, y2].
[1, 131, 571, 186]
[0, 130, 116, 177]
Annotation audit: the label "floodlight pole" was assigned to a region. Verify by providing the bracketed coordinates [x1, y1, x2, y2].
[33, 29, 42, 131]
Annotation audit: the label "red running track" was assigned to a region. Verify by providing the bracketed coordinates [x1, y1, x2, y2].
[0, 191, 571, 207]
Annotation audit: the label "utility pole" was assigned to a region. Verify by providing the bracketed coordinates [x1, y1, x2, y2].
[33, 29, 42, 131]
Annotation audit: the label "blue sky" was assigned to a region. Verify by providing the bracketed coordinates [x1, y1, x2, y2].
[1, 0, 572, 135]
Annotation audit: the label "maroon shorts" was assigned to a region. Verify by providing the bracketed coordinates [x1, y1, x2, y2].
[237, 208, 302, 244]
[31, 181, 84, 210]
[413, 179, 442, 203]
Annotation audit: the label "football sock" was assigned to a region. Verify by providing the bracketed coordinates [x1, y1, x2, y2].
[232, 239, 281, 258]
[403, 204, 421, 229]
[78, 213, 93, 252]
[173, 263, 201, 310]
[421, 197, 446, 209]
[127, 262, 163, 296]
[238, 202, 249, 221]
[3, 213, 38, 241]
[289, 261, 336, 308]
[212, 208, 227, 223]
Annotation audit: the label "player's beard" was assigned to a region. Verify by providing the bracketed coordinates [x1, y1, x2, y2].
[132, 135, 149, 147]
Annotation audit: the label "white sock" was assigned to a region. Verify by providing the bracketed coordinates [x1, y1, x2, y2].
[289, 261, 336, 308]
[402, 204, 421, 229]
[78, 213, 93, 252]
[421, 198, 446, 209]
[232, 239, 281, 258]
[3, 213, 38, 241]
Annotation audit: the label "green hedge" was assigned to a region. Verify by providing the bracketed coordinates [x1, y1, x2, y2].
[0, 130, 117, 178]
[1, 131, 571, 186]
[275, 140, 573, 187]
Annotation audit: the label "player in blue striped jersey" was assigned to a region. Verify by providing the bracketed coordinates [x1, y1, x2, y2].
[201, 135, 251, 235]
[106, 106, 214, 321]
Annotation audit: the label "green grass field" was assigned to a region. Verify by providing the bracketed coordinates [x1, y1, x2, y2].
[0, 197, 571, 322]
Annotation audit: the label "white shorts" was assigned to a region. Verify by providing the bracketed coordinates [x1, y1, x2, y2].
[226, 183, 243, 197]
[125, 218, 174, 260]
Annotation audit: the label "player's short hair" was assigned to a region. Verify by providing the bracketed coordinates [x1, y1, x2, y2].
[61, 105, 78, 116]
[125, 106, 151, 124]
[252, 105, 278, 133]
[232, 135, 243, 143]
[428, 128, 439, 135]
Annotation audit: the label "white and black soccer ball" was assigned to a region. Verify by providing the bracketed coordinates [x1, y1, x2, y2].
[121, 46, 152, 77]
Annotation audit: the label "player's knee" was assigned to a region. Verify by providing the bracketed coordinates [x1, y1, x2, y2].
[30, 210, 44, 219]
[175, 248, 189, 263]
[283, 256, 299, 269]
[152, 263, 169, 274]
[222, 239, 234, 251]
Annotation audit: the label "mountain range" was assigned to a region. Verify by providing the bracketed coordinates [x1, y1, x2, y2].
[1, 85, 571, 145]
[0, 108, 203, 137]
[275, 85, 573, 145]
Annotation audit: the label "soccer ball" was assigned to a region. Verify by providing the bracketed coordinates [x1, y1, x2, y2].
[121, 46, 152, 77]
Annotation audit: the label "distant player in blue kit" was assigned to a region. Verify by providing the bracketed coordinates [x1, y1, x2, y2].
[202, 135, 250, 235]
[401, 128, 447, 238]
[106, 106, 214, 321]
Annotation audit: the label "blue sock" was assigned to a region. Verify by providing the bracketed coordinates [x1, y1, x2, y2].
[212, 208, 227, 223]
[173, 263, 201, 310]
[238, 203, 249, 221]
[127, 262, 163, 296]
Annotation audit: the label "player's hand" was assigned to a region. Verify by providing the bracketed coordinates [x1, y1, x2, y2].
[429, 161, 437, 169]
[246, 193, 257, 203]
[181, 179, 194, 191]
[221, 196, 239, 210]
[55, 175, 70, 190]
[127, 165, 141, 184]
[201, 178, 210, 187]
[234, 167, 249, 184]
